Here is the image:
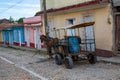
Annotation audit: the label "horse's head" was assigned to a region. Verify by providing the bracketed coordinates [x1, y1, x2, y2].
[40, 35, 46, 43]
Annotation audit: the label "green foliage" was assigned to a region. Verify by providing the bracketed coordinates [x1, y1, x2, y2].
[9, 16, 14, 23]
[16, 17, 25, 23]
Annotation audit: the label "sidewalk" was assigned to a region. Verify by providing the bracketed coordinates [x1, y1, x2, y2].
[0, 44, 120, 65]
[0, 44, 46, 51]
[97, 56, 120, 64]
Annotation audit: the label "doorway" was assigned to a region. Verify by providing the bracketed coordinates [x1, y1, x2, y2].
[26, 28, 30, 47]
[18, 30, 21, 46]
[81, 14, 95, 52]
[48, 19, 54, 37]
[9, 31, 13, 45]
[115, 14, 120, 50]
[34, 29, 37, 48]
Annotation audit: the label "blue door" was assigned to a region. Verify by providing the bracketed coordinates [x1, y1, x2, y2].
[9, 31, 13, 45]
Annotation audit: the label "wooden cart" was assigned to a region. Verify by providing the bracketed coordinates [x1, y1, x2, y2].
[54, 22, 97, 69]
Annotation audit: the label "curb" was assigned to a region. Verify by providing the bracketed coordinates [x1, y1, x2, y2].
[0, 44, 46, 52]
[97, 57, 120, 65]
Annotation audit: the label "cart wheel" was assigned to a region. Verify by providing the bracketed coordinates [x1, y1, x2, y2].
[64, 57, 73, 69]
[55, 54, 62, 65]
[87, 53, 96, 64]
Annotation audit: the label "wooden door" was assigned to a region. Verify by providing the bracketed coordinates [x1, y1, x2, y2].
[116, 15, 120, 50]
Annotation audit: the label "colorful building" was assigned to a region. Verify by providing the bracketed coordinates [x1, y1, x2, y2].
[37, 0, 116, 57]
[0, 19, 10, 44]
[23, 16, 43, 49]
[0, 30, 3, 44]
[2, 24, 25, 46]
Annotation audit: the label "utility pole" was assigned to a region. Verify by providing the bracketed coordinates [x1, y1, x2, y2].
[43, 0, 48, 35]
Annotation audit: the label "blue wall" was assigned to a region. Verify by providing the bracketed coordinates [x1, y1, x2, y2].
[13, 27, 25, 43]
[2, 28, 13, 44]
[2, 26, 25, 44]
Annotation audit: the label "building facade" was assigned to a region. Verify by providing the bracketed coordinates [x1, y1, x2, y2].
[0, 19, 10, 44]
[23, 16, 43, 49]
[0, 30, 2, 44]
[37, 0, 116, 57]
[2, 25, 25, 46]
[40, 0, 95, 10]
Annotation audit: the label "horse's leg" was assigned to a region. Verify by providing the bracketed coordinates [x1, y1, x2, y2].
[47, 46, 53, 58]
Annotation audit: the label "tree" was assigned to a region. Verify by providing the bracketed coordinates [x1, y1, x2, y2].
[9, 16, 14, 23]
[16, 17, 25, 24]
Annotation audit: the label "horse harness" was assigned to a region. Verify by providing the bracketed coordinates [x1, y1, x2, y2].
[45, 36, 52, 44]
[45, 36, 58, 49]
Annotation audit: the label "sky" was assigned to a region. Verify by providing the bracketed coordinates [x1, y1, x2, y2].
[0, 0, 41, 20]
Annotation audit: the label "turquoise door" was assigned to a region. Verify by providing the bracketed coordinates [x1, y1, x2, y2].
[8, 30, 13, 45]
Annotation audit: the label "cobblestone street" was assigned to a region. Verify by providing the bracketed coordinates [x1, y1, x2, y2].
[0, 46, 120, 80]
[1, 0, 120, 80]
[0, 58, 40, 80]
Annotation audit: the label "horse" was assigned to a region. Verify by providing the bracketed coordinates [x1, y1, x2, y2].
[40, 34, 59, 58]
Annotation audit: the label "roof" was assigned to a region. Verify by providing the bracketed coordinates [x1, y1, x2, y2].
[0, 23, 24, 30]
[0, 19, 10, 24]
[23, 16, 42, 24]
[36, 0, 110, 15]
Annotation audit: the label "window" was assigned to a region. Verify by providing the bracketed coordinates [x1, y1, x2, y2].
[67, 18, 76, 36]
[67, 18, 75, 25]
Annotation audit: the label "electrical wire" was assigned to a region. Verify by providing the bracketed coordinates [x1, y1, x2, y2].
[0, 0, 24, 14]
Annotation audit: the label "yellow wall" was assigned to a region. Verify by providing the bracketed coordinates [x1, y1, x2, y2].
[40, 0, 94, 10]
[46, 6, 113, 51]
[94, 6, 113, 51]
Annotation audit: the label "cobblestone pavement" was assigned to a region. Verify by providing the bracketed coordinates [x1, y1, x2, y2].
[0, 58, 40, 80]
[0, 46, 120, 80]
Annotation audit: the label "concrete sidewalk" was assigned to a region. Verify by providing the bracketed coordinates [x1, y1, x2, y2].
[0, 44, 46, 51]
[0, 44, 120, 65]
[97, 56, 120, 64]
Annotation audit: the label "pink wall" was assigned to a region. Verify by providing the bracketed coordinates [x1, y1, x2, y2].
[24, 16, 43, 49]
[24, 26, 43, 48]
[30, 27, 34, 43]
